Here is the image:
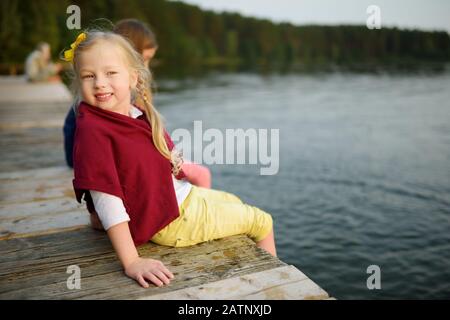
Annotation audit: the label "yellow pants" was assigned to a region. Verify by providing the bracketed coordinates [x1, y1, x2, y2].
[150, 186, 273, 247]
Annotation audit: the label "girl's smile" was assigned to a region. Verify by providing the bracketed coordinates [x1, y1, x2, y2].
[95, 92, 114, 102]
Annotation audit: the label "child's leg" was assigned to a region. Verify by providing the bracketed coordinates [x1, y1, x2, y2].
[256, 228, 277, 257]
[180, 187, 276, 256]
[203, 200, 276, 256]
[193, 186, 243, 204]
[151, 187, 277, 257]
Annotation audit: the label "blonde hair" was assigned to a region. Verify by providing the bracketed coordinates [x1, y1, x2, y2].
[67, 31, 178, 172]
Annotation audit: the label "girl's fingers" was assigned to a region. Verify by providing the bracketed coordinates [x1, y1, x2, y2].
[145, 272, 164, 287]
[154, 270, 171, 285]
[161, 266, 175, 279]
[132, 260, 174, 288]
[137, 275, 149, 288]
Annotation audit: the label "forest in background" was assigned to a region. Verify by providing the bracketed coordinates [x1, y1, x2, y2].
[1, 0, 449, 76]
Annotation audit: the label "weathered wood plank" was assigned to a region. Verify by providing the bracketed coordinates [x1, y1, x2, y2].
[0, 166, 86, 240]
[0, 225, 89, 242]
[0, 229, 285, 299]
[0, 108, 67, 129]
[0, 197, 81, 219]
[140, 265, 329, 300]
[0, 176, 72, 197]
[0, 80, 70, 133]
[0, 80, 71, 171]
[0, 129, 66, 172]
[0, 120, 65, 130]
[235, 278, 330, 300]
[0, 169, 71, 188]
[0, 208, 88, 240]
[0, 77, 72, 104]
[0, 166, 71, 180]
[0, 184, 74, 203]
[0, 102, 69, 115]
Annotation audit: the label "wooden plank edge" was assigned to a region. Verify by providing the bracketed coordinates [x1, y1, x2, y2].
[139, 265, 331, 300]
[0, 224, 89, 241]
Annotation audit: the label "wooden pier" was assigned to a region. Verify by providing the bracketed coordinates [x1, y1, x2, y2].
[0, 76, 333, 300]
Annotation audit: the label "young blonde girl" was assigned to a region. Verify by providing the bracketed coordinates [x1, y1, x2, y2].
[67, 30, 276, 288]
[63, 19, 211, 192]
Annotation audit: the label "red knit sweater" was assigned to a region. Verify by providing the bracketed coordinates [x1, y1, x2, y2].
[73, 102, 183, 246]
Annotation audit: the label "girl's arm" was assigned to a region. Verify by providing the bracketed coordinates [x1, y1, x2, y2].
[181, 161, 212, 189]
[107, 222, 174, 288]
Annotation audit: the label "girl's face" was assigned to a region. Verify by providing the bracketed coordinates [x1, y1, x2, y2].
[78, 41, 137, 115]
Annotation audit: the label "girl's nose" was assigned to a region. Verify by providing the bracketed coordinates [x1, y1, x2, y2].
[94, 76, 107, 88]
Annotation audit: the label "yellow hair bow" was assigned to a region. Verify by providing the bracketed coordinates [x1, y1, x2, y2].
[63, 32, 87, 62]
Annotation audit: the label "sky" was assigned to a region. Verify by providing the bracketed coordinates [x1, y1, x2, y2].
[176, 0, 450, 33]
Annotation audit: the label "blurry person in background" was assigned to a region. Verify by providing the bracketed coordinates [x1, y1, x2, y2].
[114, 19, 158, 69]
[25, 42, 62, 82]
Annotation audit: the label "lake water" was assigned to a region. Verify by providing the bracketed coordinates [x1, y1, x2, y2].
[155, 71, 450, 299]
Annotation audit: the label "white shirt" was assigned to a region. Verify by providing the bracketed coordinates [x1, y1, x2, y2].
[90, 105, 192, 230]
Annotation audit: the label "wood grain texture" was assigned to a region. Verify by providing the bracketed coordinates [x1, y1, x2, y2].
[0, 127, 66, 172]
[0, 167, 87, 240]
[0, 77, 72, 104]
[141, 265, 330, 300]
[0, 229, 285, 299]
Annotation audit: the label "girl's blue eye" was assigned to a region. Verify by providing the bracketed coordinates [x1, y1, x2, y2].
[81, 75, 93, 79]
[107, 71, 117, 76]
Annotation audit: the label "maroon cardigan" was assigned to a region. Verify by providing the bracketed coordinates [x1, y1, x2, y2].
[72, 102, 184, 246]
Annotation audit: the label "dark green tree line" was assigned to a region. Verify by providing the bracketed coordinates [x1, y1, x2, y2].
[1, 0, 449, 74]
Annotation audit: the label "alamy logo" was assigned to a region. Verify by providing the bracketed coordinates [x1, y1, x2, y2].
[366, 265, 381, 290]
[171, 121, 280, 175]
[366, 5, 381, 29]
[66, 5, 81, 30]
[66, 265, 81, 290]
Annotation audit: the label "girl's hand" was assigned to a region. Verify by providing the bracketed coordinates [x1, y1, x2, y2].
[124, 257, 174, 288]
[171, 149, 184, 176]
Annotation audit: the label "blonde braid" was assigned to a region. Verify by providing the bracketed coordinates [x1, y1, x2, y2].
[136, 77, 183, 176]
